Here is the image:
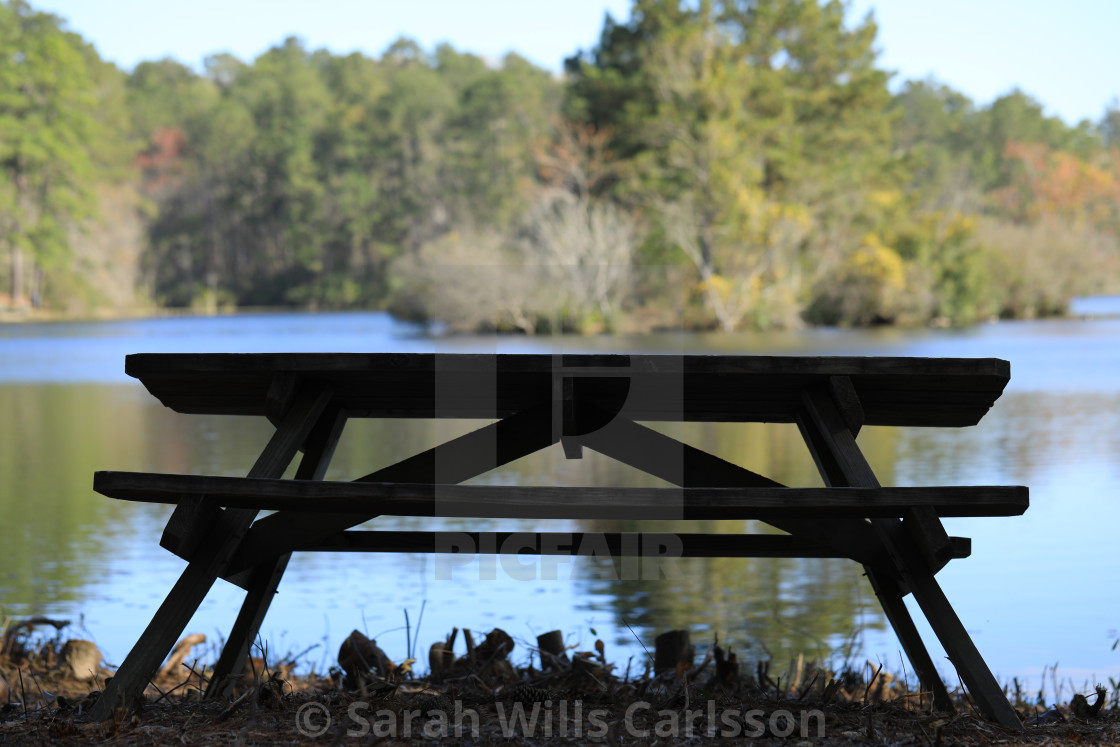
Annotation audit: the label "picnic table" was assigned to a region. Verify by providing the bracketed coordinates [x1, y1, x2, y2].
[88, 353, 1027, 728]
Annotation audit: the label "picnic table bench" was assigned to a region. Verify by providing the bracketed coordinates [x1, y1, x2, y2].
[88, 353, 1028, 728]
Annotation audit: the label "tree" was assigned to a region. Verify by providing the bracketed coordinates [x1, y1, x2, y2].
[0, 0, 97, 307]
[564, 0, 897, 329]
[441, 50, 560, 230]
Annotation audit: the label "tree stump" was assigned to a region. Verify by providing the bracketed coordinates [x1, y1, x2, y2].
[428, 628, 457, 681]
[654, 630, 694, 676]
[536, 630, 568, 670]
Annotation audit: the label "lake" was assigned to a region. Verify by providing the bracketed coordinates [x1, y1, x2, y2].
[2, 302, 1119, 694]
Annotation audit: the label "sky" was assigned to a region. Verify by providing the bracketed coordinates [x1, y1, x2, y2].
[31, 0, 1120, 126]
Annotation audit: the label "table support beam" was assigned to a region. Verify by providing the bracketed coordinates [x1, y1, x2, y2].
[89, 380, 333, 720]
[797, 381, 1021, 729]
[206, 403, 348, 699]
[797, 382, 953, 712]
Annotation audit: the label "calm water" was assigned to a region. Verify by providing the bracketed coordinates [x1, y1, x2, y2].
[2, 306, 1119, 691]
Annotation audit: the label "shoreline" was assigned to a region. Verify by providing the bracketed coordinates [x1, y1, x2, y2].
[3, 301, 1104, 331]
[1, 625, 1116, 744]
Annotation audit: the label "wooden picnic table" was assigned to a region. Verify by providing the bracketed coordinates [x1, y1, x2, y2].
[89, 353, 1027, 728]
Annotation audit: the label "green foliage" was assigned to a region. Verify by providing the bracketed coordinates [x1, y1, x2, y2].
[128, 34, 563, 310]
[564, 0, 900, 331]
[0, 0, 101, 305]
[3, 0, 1117, 326]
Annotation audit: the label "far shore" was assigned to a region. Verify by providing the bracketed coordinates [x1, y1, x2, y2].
[4, 301, 1106, 330]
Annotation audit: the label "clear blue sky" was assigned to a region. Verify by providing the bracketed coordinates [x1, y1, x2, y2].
[33, 0, 1120, 126]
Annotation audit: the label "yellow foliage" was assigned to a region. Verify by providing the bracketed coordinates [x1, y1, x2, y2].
[849, 235, 906, 292]
[868, 189, 902, 209]
[697, 273, 731, 297]
[697, 272, 761, 303]
[944, 215, 976, 242]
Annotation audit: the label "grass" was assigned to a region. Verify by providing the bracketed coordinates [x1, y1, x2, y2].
[2, 616, 1119, 744]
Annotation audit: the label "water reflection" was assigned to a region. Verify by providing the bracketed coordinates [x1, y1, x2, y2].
[578, 519, 885, 671]
[1, 310, 1118, 687]
[0, 377, 893, 669]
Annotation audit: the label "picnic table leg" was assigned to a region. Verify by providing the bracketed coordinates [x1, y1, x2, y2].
[797, 382, 1021, 729]
[205, 405, 347, 698]
[864, 568, 955, 712]
[89, 381, 333, 720]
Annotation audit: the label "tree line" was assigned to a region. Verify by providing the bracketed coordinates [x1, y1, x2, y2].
[2, 0, 1119, 331]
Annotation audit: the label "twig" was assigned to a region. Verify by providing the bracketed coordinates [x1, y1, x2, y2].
[469, 673, 493, 695]
[404, 609, 411, 666]
[152, 674, 195, 705]
[280, 643, 321, 670]
[27, 670, 48, 708]
[1050, 662, 1061, 705]
[621, 617, 654, 667]
[413, 601, 427, 661]
[956, 671, 975, 712]
[253, 637, 271, 682]
[899, 651, 911, 711]
[797, 673, 820, 701]
[864, 659, 883, 703]
[182, 660, 211, 703]
[216, 688, 254, 721]
[475, 639, 510, 675]
[685, 643, 714, 683]
[18, 667, 27, 714]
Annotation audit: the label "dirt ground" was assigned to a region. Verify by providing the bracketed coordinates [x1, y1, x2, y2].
[2, 620, 1118, 745]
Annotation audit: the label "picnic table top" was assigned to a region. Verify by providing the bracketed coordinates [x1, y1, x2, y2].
[125, 352, 1010, 427]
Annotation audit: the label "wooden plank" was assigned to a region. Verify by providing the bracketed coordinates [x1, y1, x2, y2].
[88, 380, 333, 721]
[123, 353, 1011, 427]
[125, 352, 1009, 379]
[94, 472, 1029, 520]
[292, 530, 974, 560]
